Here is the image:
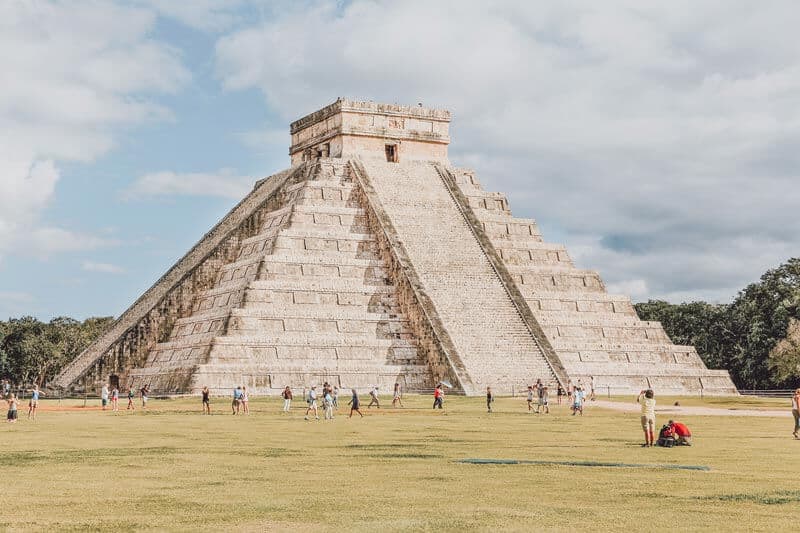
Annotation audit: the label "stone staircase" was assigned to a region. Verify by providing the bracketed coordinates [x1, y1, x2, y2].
[358, 159, 561, 392]
[450, 168, 737, 394]
[127, 160, 433, 394]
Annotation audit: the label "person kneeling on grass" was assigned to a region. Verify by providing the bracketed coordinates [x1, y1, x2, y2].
[668, 420, 692, 446]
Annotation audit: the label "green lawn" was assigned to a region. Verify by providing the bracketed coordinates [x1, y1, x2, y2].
[1, 395, 798, 531]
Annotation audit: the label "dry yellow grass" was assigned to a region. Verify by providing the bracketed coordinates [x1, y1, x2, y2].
[1, 394, 798, 531]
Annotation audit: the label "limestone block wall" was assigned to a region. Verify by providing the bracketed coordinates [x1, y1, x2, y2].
[450, 167, 737, 394]
[53, 165, 308, 392]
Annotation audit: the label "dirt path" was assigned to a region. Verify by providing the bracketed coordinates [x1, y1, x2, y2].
[592, 399, 790, 418]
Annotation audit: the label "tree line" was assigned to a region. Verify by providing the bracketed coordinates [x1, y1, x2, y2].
[635, 258, 800, 389]
[0, 316, 113, 388]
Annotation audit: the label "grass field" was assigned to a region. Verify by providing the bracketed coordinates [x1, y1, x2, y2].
[1, 395, 799, 532]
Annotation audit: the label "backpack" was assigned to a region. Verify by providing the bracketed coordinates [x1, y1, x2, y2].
[657, 424, 676, 447]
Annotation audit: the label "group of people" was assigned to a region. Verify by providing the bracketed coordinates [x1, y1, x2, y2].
[5, 384, 45, 422]
[636, 388, 693, 447]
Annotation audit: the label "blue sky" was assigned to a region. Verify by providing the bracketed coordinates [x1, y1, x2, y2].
[2, 1, 800, 320]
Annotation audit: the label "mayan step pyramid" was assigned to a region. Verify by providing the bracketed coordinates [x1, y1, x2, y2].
[54, 99, 737, 395]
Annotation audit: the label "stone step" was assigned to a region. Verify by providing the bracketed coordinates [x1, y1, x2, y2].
[248, 278, 395, 294]
[231, 305, 406, 321]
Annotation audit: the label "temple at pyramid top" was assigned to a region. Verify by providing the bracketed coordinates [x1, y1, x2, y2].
[289, 98, 451, 164]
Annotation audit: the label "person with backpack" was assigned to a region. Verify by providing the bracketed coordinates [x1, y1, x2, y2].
[637, 389, 656, 447]
[668, 420, 692, 445]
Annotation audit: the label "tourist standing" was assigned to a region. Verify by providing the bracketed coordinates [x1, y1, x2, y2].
[127, 388, 135, 410]
[368, 386, 380, 408]
[556, 384, 564, 405]
[589, 376, 596, 401]
[333, 386, 339, 409]
[101, 384, 109, 411]
[348, 388, 364, 418]
[111, 386, 119, 411]
[6, 394, 18, 423]
[486, 387, 494, 413]
[526, 385, 534, 412]
[140, 384, 149, 409]
[324, 389, 334, 420]
[392, 383, 404, 408]
[567, 380, 574, 404]
[433, 384, 444, 409]
[231, 386, 242, 415]
[536, 382, 546, 413]
[202, 386, 211, 414]
[572, 387, 585, 416]
[282, 386, 292, 412]
[637, 389, 656, 447]
[792, 388, 800, 439]
[305, 385, 319, 420]
[241, 386, 250, 415]
[539, 386, 550, 414]
[27, 385, 44, 419]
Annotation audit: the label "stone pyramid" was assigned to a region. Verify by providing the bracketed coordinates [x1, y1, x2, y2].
[54, 99, 736, 395]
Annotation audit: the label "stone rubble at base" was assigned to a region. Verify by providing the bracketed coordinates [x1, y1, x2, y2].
[53, 99, 737, 396]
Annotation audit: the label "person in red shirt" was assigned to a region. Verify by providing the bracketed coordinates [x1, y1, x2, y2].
[668, 420, 692, 446]
[433, 384, 444, 409]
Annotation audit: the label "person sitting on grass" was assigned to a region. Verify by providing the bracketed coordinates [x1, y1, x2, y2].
[668, 420, 692, 446]
[348, 388, 364, 418]
[637, 389, 656, 447]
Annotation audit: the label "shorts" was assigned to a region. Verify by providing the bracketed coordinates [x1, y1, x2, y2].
[641, 415, 655, 429]
[308, 400, 318, 409]
[202, 398, 209, 404]
[102, 399, 108, 406]
[7, 409, 17, 420]
[29, 400, 38, 408]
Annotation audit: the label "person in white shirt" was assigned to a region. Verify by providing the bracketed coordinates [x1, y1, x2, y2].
[791, 388, 799, 439]
[637, 389, 657, 447]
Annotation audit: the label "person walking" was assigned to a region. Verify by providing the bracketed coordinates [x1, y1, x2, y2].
[101, 384, 109, 411]
[241, 386, 250, 415]
[324, 389, 334, 420]
[540, 386, 550, 414]
[201, 386, 211, 414]
[348, 388, 364, 418]
[231, 386, 242, 415]
[281, 386, 292, 413]
[6, 393, 19, 423]
[27, 385, 44, 420]
[572, 387, 585, 416]
[140, 384, 149, 409]
[556, 384, 564, 405]
[111, 386, 119, 411]
[589, 376, 596, 401]
[392, 383, 404, 408]
[792, 388, 800, 439]
[536, 382, 546, 414]
[127, 388, 135, 410]
[367, 386, 380, 408]
[305, 385, 319, 420]
[637, 389, 656, 447]
[486, 386, 494, 413]
[433, 384, 444, 409]
[526, 385, 534, 413]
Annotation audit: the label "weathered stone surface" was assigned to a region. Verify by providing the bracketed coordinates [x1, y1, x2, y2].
[54, 99, 737, 395]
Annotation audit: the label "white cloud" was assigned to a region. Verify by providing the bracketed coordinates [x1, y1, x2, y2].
[134, 0, 247, 32]
[215, 0, 800, 302]
[0, 0, 190, 260]
[81, 261, 126, 274]
[124, 169, 254, 199]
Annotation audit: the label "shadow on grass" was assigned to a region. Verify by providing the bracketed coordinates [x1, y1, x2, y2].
[698, 490, 800, 505]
